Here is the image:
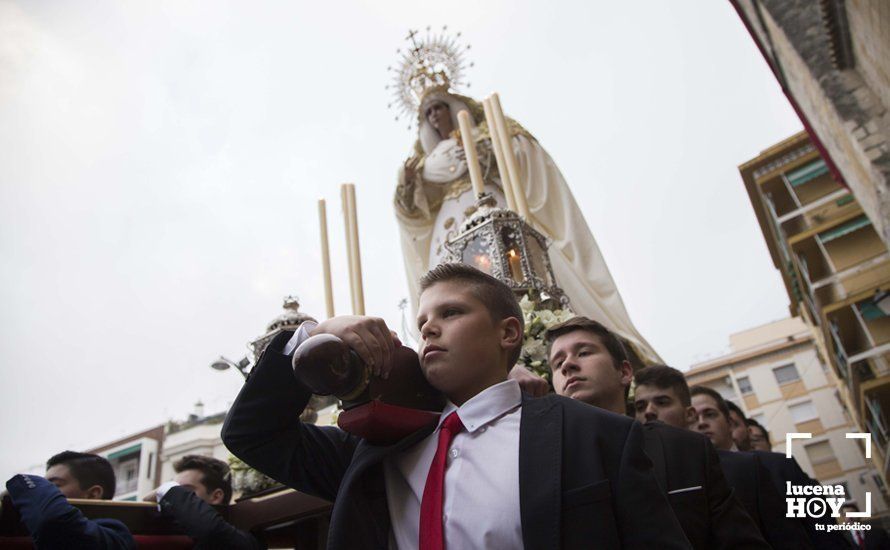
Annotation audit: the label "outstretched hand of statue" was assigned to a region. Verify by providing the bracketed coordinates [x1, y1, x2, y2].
[454, 141, 467, 162]
[403, 156, 421, 184]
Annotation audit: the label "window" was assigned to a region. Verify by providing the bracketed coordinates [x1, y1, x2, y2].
[737, 376, 753, 395]
[773, 364, 801, 385]
[789, 400, 818, 424]
[804, 440, 836, 465]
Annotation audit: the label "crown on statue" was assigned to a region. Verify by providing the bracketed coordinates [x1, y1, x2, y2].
[386, 26, 474, 130]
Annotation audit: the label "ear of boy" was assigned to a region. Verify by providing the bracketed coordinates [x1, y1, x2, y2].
[500, 317, 523, 360]
[506, 318, 550, 397]
[209, 488, 225, 506]
[309, 315, 400, 378]
[84, 484, 104, 500]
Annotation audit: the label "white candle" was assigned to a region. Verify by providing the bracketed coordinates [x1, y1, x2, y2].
[507, 249, 524, 283]
[341, 184, 357, 314]
[318, 199, 335, 318]
[346, 183, 365, 315]
[483, 97, 518, 212]
[490, 93, 530, 219]
[457, 110, 486, 197]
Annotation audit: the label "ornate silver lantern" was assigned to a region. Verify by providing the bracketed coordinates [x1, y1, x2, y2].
[249, 295, 317, 360]
[444, 194, 569, 310]
[248, 296, 328, 423]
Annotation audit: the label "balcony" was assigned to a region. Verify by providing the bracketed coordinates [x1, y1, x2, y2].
[861, 378, 890, 481]
[824, 288, 890, 428]
[759, 157, 852, 238]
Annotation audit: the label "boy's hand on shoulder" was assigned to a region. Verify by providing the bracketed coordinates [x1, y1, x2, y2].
[310, 316, 400, 378]
[508, 364, 550, 397]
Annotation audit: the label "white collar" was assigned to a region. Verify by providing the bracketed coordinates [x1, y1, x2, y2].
[437, 379, 521, 434]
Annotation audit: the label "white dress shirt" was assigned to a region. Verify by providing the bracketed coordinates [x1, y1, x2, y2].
[385, 379, 523, 550]
[288, 323, 524, 549]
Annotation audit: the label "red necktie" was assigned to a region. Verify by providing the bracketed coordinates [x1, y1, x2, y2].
[419, 411, 464, 550]
[855, 530, 865, 549]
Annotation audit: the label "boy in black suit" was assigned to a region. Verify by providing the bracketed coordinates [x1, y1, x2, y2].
[6, 451, 135, 549]
[723, 397, 853, 549]
[145, 454, 264, 549]
[222, 263, 689, 549]
[690, 385, 822, 548]
[543, 320, 768, 549]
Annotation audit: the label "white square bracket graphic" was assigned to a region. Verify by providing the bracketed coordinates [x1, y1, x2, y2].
[847, 492, 872, 518]
[785, 432, 812, 458]
[846, 433, 871, 459]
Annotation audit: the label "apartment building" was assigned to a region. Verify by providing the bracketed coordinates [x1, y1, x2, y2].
[686, 316, 887, 516]
[742, 131, 890, 488]
[87, 425, 164, 501]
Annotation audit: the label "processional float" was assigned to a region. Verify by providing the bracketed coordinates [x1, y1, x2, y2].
[1, 28, 652, 549]
[293, 29, 574, 448]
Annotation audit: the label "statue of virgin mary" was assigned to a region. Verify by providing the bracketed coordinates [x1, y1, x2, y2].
[390, 30, 660, 364]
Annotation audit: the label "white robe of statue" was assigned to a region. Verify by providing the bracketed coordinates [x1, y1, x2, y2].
[394, 91, 660, 363]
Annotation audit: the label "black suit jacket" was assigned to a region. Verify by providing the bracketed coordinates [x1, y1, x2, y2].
[159, 486, 264, 549]
[718, 450, 813, 549]
[221, 331, 691, 550]
[859, 527, 890, 550]
[642, 423, 769, 549]
[6, 474, 135, 549]
[754, 450, 853, 549]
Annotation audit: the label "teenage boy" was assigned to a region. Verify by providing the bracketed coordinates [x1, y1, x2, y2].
[747, 419, 772, 452]
[633, 365, 698, 429]
[146, 454, 264, 549]
[714, 394, 852, 550]
[725, 400, 753, 451]
[690, 386, 826, 549]
[222, 263, 690, 549]
[5, 451, 135, 549]
[633, 369, 812, 548]
[542, 320, 767, 549]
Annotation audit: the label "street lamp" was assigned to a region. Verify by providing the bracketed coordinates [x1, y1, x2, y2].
[210, 356, 251, 379]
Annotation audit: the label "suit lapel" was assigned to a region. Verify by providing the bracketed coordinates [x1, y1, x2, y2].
[519, 395, 562, 550]
[642, 425, 669, 492]
[332, 424, 437, 548]
[350, 423, 437, 476]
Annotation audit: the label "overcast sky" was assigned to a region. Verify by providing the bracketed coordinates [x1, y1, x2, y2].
[0, 0, 802, 479]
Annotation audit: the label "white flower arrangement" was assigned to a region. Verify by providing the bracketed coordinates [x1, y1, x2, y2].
[518, 294, 575, 380]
